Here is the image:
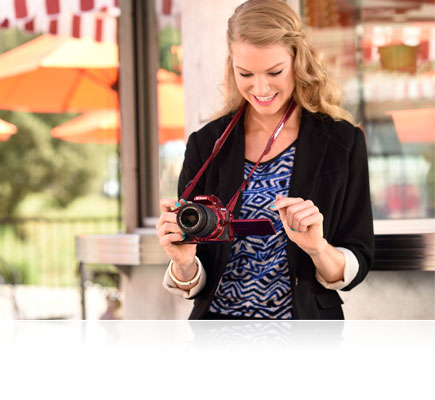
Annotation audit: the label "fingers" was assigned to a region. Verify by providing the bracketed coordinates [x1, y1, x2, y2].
[272, 196, 323, 232]
[157, 221, 182, 237]
[160, 198, 186, 213]
[156, 199, 197, 265]
[273, 195, 315, 211]
[272, 195, 304, 209]
[156, 211, 177, 230]
[157, 197, 189, 229]
[157, 218, 185, 247]
[159, 231, 184, 247]
[157, 198, 185, 246]
[297, 213, 323, 232]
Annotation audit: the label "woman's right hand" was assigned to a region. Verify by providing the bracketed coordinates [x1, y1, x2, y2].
[156, 198, 197, 272]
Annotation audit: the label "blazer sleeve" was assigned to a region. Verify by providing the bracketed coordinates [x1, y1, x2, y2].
[334, 127, 375, 291]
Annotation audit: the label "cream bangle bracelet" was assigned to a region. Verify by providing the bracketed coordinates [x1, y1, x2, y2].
[168, 257, 201, 286]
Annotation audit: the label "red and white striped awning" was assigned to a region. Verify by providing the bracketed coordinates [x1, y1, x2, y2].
[0, 0, 119, 42]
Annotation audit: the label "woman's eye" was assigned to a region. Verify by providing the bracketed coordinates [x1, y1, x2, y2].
[240, 73, 253, 78]
[269, 70, 283, 76]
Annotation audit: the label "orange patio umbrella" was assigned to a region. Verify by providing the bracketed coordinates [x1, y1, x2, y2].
[52, 110, 120, 144]
[387, 108, 435, 143]
[157, 68, 185, 144]
[51, 69, 185, 145]
[0, 34, 118, 113]
[0, 118, 17, 141]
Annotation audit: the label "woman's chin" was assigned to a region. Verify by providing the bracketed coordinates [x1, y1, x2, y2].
[249, 102, 282, 116]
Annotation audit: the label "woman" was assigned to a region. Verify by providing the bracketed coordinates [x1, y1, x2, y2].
[157, 0, 374, 319]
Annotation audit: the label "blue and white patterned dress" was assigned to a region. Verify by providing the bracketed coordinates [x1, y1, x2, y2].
[209, 142, 296, 319]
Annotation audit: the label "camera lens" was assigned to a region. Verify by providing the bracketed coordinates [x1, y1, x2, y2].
[180, 208, 200, 228]
[177, 203, 218, 238]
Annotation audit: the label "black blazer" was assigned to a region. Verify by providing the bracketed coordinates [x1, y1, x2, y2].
[178, 108, 374, 320]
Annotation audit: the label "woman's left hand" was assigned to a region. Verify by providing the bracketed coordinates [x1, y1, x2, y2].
[272, 194, 327, 256]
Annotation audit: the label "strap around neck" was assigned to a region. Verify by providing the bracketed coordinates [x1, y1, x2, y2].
[180, 99, 297, 213]
[225, 98, 297, 212]
[180, 102, 247, 201]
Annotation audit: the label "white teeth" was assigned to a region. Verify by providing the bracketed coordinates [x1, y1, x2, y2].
[255, 94, 276, 102]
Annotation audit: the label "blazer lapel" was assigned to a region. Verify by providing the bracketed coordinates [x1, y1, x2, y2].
[289, 109, 331, 200]
[217, 110, 246, 219]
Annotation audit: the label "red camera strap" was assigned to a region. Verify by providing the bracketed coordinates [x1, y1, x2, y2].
[180, 102, 247, 202]
[225, 98, 297, 212]
[180, 98, 297, 213]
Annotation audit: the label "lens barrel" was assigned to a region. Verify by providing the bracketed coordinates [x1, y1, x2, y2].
[176, 203, 218, 238]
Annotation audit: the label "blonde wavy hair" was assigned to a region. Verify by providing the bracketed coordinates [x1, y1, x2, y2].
[218, 0, 354, 124]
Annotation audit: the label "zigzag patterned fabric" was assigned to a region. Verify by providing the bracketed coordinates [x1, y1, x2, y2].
[209, 143, 296, 319]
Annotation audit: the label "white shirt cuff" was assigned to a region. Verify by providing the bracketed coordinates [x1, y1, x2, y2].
[162, 256, 207, 299]
[315, 247, 359, 290]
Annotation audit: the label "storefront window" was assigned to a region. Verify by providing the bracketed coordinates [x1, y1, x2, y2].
[302, 0, 434, 221]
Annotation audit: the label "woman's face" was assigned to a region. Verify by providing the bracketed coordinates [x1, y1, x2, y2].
[232, 41, 295, 117]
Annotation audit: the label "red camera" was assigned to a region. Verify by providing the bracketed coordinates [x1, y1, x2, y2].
[175, 195, 275, 244]
[174, 100, 296, 244]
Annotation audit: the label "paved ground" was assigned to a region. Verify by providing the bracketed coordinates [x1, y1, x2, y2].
[0, 284, 109, 320]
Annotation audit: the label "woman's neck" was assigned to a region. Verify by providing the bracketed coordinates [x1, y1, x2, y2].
[245, 101, 301, 136]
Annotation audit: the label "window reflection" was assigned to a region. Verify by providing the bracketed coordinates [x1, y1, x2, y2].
[303, 0, 435, 220]
[156, 0, 185, 200]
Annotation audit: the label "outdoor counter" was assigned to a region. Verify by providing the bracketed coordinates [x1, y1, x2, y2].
[76, 229, 169, 275]
[75, 220, 435, 319]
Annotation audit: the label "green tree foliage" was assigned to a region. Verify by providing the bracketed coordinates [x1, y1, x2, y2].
[159, 25, 181, 73]
[0, 110, 96, 218]
[0, 29, 102, 220]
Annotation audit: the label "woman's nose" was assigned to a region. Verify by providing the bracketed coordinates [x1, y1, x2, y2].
[253, 75, 270, 95]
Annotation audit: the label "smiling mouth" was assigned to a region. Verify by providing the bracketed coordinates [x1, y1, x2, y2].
[253, 93, 277, 103]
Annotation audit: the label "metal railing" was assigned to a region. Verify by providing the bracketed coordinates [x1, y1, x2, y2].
[0, 216, 120, 319]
